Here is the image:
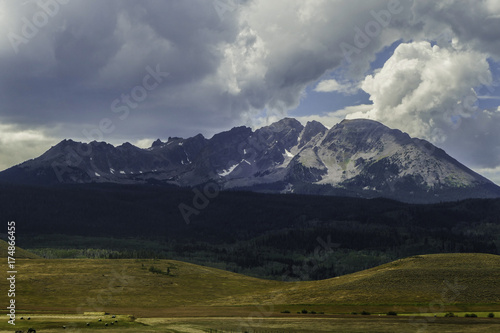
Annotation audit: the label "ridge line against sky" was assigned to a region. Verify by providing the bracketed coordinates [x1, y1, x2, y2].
[0, 0, 500, 183]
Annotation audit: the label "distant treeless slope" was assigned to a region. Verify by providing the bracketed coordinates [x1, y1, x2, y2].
[0, 239, 40, 259]
[3, 254, 499, 313]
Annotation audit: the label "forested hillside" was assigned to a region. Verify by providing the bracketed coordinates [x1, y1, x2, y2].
[1, 182, 499, 280]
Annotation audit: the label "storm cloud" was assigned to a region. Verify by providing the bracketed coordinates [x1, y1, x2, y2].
[0, 0, 499, 177]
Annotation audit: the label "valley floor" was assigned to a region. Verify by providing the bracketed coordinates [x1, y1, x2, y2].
[1, 312, 500, 333]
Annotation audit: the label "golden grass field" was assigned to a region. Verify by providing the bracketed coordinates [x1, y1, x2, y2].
[1, 240, 499, 332]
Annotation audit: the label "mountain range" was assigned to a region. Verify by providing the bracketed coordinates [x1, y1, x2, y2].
[1, 117, 499, 203]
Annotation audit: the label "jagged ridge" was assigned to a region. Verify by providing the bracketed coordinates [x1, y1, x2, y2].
[0, 118, 499, 203]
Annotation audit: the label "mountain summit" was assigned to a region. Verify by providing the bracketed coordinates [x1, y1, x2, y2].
[1, 118, 499, 203]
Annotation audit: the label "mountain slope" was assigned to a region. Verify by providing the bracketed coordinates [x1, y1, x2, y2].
[283, 119, 498, 202]
[1, 118, 499, 203]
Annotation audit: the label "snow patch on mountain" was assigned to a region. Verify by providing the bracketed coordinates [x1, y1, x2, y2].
[219, 162, 240, 177]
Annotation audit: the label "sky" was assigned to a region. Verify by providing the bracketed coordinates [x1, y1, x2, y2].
[0, 0, 500, 183]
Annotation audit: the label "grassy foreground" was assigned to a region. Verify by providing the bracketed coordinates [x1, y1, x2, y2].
[1, 314, 500, 333]
[0, 252, 499, 332]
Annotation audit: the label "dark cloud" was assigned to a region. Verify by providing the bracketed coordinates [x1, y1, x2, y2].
[0, 0, 412, 139]
[0, 0, 499, 176]
[0, 0, 240, 136]
[409, 0, 500, 58]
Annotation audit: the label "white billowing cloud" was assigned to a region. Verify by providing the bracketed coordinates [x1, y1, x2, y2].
[314, 79, 359, 94]
[217, 0, 413, 116]
[0, 124, 58, 171]
[296, 104, 373, 128]
[315, 79, 342, 92]
[348, 41, 491, 141]
[346, 40, 500, 170]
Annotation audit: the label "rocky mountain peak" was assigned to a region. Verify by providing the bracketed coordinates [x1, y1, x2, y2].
[151, 139, 163, 148]
[299, 120, 328, 148]
[1, 117, 499, 203]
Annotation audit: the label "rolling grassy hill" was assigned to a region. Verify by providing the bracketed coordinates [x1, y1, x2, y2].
[232, 253, 500, 306]
[0, 239, 40, 259]
[1, 253, 499, 318]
